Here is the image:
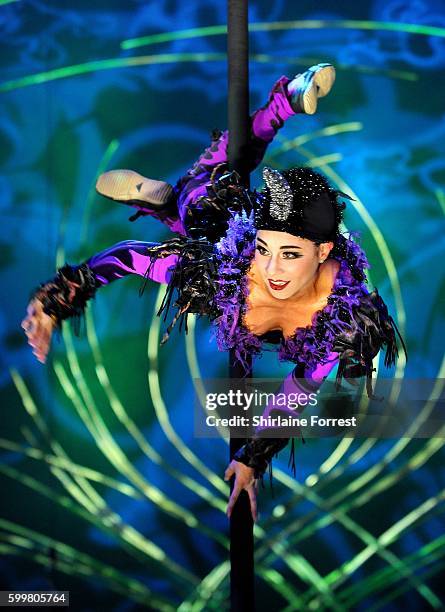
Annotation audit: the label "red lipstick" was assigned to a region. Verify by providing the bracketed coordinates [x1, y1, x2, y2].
[268, 279, 290, 291]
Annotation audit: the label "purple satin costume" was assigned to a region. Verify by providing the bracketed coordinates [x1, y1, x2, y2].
[89, 76, 297, 282]
[87, 76, 339, 423]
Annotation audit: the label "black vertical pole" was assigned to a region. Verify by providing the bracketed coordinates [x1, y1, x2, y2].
[227, 1, 255, 611]
[227, 0, 250, 183]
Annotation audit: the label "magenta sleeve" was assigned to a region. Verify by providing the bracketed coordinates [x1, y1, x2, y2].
[87, 240, 179, 286]
[233, 353, 340, 476]
[256, 352, 340, 431]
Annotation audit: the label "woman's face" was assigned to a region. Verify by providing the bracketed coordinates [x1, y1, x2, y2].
[254, 230, 332, 300]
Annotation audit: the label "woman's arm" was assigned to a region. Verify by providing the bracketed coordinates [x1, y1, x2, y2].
[232, 353, 340, 477]
[87, 240, 178, 286]
[22, 240, 179, 363]
[224, 353, 339, 520]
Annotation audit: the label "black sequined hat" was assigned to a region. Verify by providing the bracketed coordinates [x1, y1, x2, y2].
[254, 166, 350, 242]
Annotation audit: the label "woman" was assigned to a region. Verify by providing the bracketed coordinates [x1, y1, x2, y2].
[21, 64, 405, 521]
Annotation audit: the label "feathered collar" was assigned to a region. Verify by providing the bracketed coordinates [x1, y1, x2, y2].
[213, 211, 371, 371]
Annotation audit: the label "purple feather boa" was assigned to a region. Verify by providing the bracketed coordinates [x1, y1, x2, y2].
[213, 211, 371, 370]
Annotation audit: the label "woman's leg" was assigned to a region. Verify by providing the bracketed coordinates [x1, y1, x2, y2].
[176, 64, 335, 228]
[175, 76, 297, 229]
[96, 65, 335, 235]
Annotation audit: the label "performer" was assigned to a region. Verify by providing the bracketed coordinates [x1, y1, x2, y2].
[21, 64, 405, 521]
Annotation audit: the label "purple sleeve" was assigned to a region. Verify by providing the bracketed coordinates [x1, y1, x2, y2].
[87, 240, 179, 286]
[233, 353, 340, 475]
[256, 352, 340, 431]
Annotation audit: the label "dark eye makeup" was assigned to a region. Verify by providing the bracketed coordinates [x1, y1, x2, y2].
[255, 245, 303, 259]
[282, 252, 303, 259]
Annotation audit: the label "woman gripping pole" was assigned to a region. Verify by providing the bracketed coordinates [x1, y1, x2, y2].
[22, 64, 406, 521]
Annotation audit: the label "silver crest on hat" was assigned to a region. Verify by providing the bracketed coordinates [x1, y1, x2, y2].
[262, 167, 293, 221]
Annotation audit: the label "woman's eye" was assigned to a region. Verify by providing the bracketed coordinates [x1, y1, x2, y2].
[282, 252, 303, 259]
[255, 245, 268, 255]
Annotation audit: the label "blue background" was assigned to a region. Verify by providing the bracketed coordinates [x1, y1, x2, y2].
[1, 1, 444, 610]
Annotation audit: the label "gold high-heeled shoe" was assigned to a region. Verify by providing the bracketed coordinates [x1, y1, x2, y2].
[96, 169, 174, 209]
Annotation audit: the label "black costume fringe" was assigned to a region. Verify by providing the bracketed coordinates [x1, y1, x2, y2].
[31, 263, 98, 334]
[141, 237, 219, 344]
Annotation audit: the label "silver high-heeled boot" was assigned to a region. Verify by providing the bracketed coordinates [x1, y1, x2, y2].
[287, 63, 336, 115]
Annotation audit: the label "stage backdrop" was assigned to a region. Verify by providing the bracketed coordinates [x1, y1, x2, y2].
[1, 1, 444, 610]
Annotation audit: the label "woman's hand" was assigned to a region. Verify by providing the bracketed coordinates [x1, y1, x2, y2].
[21, 299, 56, 364]
[224, 460, 258, 522]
